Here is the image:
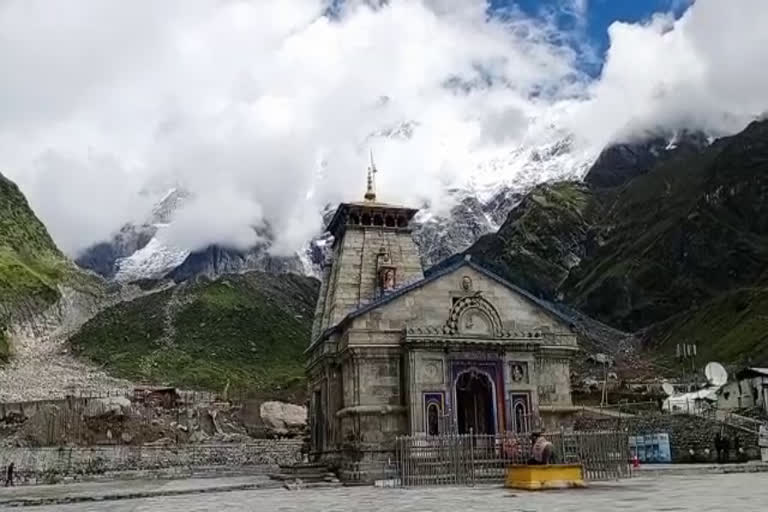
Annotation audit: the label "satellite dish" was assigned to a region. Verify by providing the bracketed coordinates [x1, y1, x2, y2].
[662, 382, 675, 396]
[705, 362, 728, 387]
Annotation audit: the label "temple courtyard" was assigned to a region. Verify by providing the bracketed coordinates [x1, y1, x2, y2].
[3, 472, 767, 511]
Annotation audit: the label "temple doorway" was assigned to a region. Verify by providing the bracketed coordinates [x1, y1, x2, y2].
[455, 371, 495, 435]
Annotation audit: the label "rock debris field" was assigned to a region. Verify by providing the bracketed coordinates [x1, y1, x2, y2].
[0, 285, 155, 402]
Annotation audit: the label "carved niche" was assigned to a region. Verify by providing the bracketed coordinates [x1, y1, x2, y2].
[508, 361, 529, 384]
[379, 267, 396, 291]
[419, 359, 444, 384]
[445, 294, 503, 336]
[377, 247, 396, 292]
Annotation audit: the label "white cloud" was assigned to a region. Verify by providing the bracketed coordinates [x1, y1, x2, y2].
[0, 0, 766, 257]
[566, 0, 768, 146]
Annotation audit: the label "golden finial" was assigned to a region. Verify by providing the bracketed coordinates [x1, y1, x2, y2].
[364, 149, 377, 202]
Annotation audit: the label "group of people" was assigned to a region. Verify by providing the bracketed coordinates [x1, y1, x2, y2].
[714, 432, 745, 463]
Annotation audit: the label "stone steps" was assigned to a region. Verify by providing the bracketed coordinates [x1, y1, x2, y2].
[268, 463, 341, 487]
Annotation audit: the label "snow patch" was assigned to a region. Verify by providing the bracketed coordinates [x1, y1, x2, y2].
[115, 234, 190, 282]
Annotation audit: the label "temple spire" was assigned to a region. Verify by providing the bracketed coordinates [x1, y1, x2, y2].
[364, 149, 377, 202]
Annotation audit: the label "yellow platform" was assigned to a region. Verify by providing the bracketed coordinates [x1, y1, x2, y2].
[505, 464, 586, 490]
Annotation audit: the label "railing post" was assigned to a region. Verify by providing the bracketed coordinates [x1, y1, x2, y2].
[469, 428, 474, 486]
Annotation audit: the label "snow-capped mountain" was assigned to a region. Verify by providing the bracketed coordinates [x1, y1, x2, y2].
[113, 232, 190, 282]
[76, 123, 705, 284]
[77, 187, 311, 282]
[410, 133, 596, 269]
[76, 188, 191, 281]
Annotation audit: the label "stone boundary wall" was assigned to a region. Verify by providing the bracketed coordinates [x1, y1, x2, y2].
[574, 413, 759, 463]
[0, 395, 115, 421]
[0, 441, 302, 485]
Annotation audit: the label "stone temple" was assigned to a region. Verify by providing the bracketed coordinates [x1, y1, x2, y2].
[306, 166, 578, 482]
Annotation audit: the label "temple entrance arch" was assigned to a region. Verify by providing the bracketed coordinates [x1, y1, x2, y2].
[454, 370, 496, 435]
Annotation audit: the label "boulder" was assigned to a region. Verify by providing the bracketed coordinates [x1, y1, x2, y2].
[83, 396, 132, 418]
[259, 401, 307, 436]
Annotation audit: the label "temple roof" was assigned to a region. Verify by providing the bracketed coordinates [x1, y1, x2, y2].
[306, 255, 578, 353]
[325, 200, 419, 239]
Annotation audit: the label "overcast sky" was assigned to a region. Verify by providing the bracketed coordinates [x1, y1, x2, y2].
[1, 0, 767, 256]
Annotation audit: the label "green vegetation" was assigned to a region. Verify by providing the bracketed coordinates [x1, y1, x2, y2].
[468, 120, 768, 366]
[469, 181, 600, 300]
[70, 272, 319, 400]
[650, 288, 768, 367]
[0, 172, 73, 360]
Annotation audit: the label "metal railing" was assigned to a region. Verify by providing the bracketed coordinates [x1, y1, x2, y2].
[394, 430, 630, 487]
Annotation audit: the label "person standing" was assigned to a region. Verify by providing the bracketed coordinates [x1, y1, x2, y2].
[5, 462, 14, 487]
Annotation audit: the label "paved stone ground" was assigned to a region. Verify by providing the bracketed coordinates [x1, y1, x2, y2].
[0, 475, 278, 507]
[13, 473, 768, 512]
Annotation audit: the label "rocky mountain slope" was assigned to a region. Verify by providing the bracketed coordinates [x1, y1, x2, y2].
[0, 172, 320, 402]
[467, 119, 768, 368]
[0, 172, 143, 400]
[68, 271, 319, 401]
[0, 171, 71, 360]
[76, 188, 309, 283]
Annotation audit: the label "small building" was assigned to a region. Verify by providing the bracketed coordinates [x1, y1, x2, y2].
[305, 168, 579, 482]
[717, 368, 768, 412]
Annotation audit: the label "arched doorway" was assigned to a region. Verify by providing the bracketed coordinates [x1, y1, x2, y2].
[455, 371, 496, 435]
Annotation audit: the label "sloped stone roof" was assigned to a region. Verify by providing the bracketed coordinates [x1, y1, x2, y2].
[306, 255, 577, 353]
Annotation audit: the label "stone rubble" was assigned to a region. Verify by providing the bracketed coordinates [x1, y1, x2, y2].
[0, 283, 169, 402]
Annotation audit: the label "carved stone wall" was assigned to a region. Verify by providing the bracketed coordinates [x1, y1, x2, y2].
[318, 228, 424, 332]
[535, 356, 572, 406]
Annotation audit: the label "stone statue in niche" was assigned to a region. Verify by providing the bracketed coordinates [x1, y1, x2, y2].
[461, 275, 473, 292]
[510, 362, 528, 383]
[380, 267, 396, 292]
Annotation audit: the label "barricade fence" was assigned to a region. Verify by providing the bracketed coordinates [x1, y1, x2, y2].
[394, 430, 630, 487]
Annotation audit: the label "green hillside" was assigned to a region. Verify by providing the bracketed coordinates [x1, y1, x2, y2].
[69, 271, 319, 400]
[468, 120, 768, 366]
[0, 172, 71, 361]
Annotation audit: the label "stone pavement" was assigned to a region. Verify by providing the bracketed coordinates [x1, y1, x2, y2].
[634, 461, 768, 476]
[15, 473, 768, 512]
[0, 475, 281, 507]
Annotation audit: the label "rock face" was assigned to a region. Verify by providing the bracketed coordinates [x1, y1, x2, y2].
[585, 130, 709, 189]
[259, 401, 307, 436]
[466, 119, 768, 366]
[166, 242, 304, 283]
[74, 224, 156, 279]
[413, 194, 506, 269]
[75, 188, 189, 280]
